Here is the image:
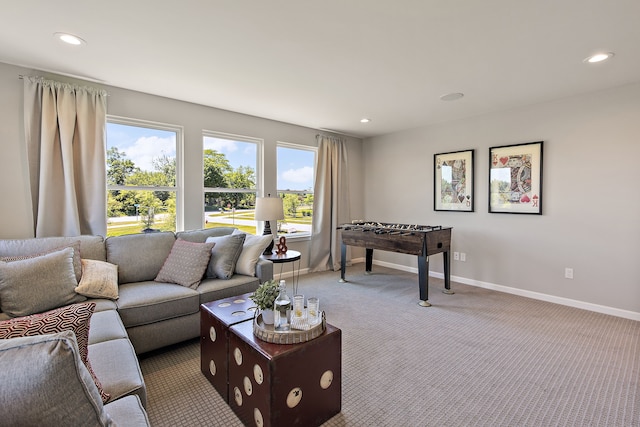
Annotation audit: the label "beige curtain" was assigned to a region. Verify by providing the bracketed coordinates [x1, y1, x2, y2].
[23, 77, 107, 237]
[309, 135, 351, 272]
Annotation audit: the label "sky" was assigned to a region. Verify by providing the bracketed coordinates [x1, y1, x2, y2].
[107, 122, 175, 172]
[107, 123, 315, 191]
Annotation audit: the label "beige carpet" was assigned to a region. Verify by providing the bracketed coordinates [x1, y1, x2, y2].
[139, 266, 639, 426]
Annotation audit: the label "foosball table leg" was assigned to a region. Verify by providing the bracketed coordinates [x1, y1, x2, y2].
[365, 248, 373, 273]
[339, 242, 348, 283]
[417, 255, 431, 307]
[442, 249, 454, 295]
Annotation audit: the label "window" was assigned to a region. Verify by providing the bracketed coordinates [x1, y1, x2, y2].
[277, 143, 316, 237]
[106, 117, 182, 236]
[203, 131, 260, 234]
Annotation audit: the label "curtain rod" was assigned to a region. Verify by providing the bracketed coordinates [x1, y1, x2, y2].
[317, 128, 362, 139]
[18, 75, 109, 95]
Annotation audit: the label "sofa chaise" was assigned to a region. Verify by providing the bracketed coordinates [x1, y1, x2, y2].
[0, 226, 274, 426]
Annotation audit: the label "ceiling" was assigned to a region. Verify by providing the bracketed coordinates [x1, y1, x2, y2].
[2, 1, 639, 138]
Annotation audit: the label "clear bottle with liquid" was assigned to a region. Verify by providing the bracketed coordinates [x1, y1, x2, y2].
[273, 280, 291, 331]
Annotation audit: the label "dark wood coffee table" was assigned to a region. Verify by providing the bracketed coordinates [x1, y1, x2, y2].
[200, 293, 342, 427]
[228, 320, 341, 427]
[200, 293, 257, 402]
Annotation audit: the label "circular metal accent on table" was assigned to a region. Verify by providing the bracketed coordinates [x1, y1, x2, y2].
[243, 376, 253, 396]
[286, 387, 303, 408]
[253, 364, 264, 384]
[254, 408, 264, 427]
[320, 370, 334, 389]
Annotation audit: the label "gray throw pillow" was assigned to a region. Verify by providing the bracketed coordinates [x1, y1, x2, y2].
[155, 239, 215, 289]
[205, 234, 246, 279]
[0, 247, 86, 317]
[0, 240, 82, 283]
[0, 331, 112, 426]
[0, 302, 109, 403]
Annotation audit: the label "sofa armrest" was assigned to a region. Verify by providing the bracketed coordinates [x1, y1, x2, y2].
[255, 258, 273, 283]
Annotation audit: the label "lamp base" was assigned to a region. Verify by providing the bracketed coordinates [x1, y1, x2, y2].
[262, 220, 275, 255]
[263, 240, 275, 255]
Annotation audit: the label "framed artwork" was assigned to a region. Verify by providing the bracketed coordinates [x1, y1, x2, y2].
[489, 141, 543, 214]
[434, 149, 474, 212]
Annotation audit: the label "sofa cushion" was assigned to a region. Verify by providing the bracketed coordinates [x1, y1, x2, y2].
[233, 231, 273, 276]
[88, 309, 129, 345]
[0, 302, 109, 403]
[76, 259, 119, 300]
[1, 240, 82, 282]
[205, 233, 246, 279]
[0, 331, 113, 426]
[155, 239, 215, 289]
[197, 275, 260, 305]
[116, 281, 200, 327]
[0, 247, 86, 317]
[175, 226, 236, 242]
[106, 231, 176, 284]
[89, 338, 147, 406]
[0, 234, 107, 262]
[104, 395, 150, 426]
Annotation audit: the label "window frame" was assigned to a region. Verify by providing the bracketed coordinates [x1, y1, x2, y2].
[106, 115, 184, 232]
[276, 141, 317, 240]
[202, 130, 263, 230]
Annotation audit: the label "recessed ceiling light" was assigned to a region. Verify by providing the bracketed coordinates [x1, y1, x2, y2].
[54, 32, 86, 46]
[360, 118, 371, 123]
[583, 52, 614, 63]
[440, 92, 464, 101]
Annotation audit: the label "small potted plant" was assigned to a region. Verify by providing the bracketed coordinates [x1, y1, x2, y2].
[250, 280, 279, 324]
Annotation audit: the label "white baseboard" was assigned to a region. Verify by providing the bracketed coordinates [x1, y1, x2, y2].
[348, 258, 640, 322]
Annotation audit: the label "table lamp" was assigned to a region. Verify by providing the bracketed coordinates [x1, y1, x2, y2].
[254, 194, 285, 255]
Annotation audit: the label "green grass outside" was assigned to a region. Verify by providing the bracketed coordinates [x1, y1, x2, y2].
[107, 210, 311, 237]
[107, 221, 255, 237]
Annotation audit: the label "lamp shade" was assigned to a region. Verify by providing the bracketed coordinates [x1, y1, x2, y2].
[254, 196, 284, 221]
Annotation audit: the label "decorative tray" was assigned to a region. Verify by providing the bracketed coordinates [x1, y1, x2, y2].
[253, 312, 326, 344]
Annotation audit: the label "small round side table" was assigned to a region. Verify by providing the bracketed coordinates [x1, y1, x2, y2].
[261, 250, 301, 294]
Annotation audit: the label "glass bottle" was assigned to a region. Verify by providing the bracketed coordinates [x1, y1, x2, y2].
[274, 279, 291, 331]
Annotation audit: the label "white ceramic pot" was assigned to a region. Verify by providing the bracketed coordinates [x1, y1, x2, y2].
[261, 309, 275, 325]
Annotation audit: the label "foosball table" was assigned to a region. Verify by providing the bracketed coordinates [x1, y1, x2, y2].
[338, 221, 453, 307]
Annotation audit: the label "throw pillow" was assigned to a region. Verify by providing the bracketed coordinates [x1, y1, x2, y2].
[0, 331, 111, 426]
[0, 247, 86, 317]
[233, 232, 273, 276]
[204, 233, 246, 279]
[0, 240, 82, 283]
[155, 239, 215, 289]
[75, 259, 119, 300]
[0, 302, 110, 403]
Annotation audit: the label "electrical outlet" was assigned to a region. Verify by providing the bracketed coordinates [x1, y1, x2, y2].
[460, 252, 466, 262]
[453, 251, 460, 261]
[564, 268, 574, 279]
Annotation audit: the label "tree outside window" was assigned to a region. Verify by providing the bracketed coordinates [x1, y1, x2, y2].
[106, 119, 180, 236]
[203, 133, 259, 234]
[277, 143, 316, 237]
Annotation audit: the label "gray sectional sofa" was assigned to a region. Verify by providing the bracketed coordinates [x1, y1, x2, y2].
[0, 227, 273, 426]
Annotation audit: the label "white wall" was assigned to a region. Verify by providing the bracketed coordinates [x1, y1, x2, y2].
[363, 83, 640, 316]
[2, 59, 636, 315]
[0, 61, 365, 271]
